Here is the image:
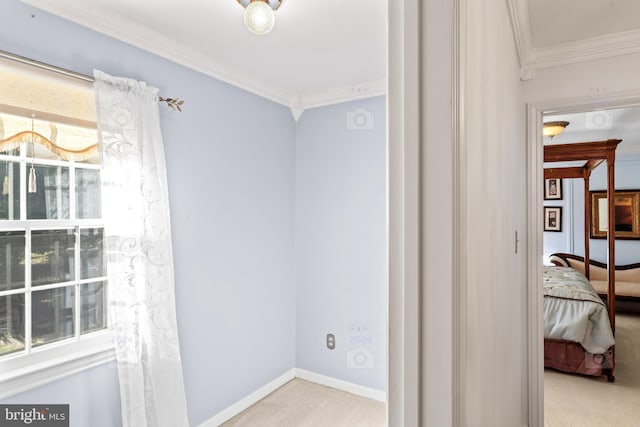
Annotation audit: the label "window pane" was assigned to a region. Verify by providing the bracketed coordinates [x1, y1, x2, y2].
[0, 231, 25, 291]
[31, 230, 75, 286]
[0, 294, 25, 356]
[32, 286, 74, 347]
[80, 228, 104, 279]
[76, 168, 101, 219]
[0, 159, 20, 220]
[81, 281, 106, 334]
[27, 165, 70, 220]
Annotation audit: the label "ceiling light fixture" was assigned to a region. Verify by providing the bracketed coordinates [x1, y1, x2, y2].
[543, 121, 569, 139]
[237, 0, 282, 35]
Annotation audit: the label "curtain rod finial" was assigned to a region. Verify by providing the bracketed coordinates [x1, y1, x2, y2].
[158, 97, 184, 112]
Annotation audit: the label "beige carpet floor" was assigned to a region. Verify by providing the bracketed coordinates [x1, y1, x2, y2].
[545, 313, 640, 427]
[221, 378, 386, 427]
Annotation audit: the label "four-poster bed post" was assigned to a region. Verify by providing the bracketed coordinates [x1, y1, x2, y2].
[606, 148, 616, 332]
[544, 139, 621, 332]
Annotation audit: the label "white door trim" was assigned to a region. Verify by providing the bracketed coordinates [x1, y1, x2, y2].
[388, 0, 461, 425]
[526, 103, 545, 427]
[526, 89, 640, 427]
[388, 0, 422, 425]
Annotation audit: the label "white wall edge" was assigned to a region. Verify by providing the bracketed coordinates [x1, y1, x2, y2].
[198, 368, 296, 427]
[294, 368, 387, 403]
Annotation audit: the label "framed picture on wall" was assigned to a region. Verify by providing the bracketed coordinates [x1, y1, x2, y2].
[590, 190, 640, 240]
[544, 207, 562, 232]
[544, 178, 563, 200]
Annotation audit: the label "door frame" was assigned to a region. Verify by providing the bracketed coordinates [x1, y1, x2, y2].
[388, 0, 461, 425]
[526, 89, 640, 426]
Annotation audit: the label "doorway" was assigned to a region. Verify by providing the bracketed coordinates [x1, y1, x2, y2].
[527, 99, 640, 425]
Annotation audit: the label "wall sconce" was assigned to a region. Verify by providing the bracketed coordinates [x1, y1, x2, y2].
[237, 0, 283, 35]
[543, 121, 569, 139]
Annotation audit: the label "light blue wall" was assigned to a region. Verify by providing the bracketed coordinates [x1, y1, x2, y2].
[295, 97, 387, 392]
[544, 155, 640, 265]
[1, 365, 122, 427]
[1, 1, 296, 425]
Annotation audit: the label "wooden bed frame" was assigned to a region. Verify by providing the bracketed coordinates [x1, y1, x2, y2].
[544, 139, 621, 382]
[549, 252, 640, 313]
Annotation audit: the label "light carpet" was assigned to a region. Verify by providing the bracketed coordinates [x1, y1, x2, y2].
[221, 378, 386, 427]
[545, 313, 640, 427]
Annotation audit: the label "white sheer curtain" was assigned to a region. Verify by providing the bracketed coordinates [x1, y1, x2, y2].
[93, 70, 190, 427]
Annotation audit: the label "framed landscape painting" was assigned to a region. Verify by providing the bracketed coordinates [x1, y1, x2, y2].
[590, 190, 640, 240]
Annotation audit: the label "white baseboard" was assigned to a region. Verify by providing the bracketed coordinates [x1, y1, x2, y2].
[199, 368, 387, 426]
[294, 368, 387, 403]
[199, 368, 296, 427]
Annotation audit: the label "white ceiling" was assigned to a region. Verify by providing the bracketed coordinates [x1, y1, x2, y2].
[509, 0, 640, 73]
[528, 0, 640, 48]
[19, 0, 387, 109]
[524, 1, 640, 158]
[18, 1, 640, 113]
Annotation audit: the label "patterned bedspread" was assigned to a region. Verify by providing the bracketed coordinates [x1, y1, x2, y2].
[544, 267, 605, 306]
[543, 267, 615, 354]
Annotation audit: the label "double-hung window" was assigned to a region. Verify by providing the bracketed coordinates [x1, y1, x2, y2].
[0, 61, 113, 398]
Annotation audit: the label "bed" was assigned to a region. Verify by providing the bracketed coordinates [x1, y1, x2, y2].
[543, 266, 615, 380]
[543, 140, 621, 381]
[549, 253, 640, 312]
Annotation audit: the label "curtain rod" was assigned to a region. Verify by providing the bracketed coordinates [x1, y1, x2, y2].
[0, 49, 184, 111]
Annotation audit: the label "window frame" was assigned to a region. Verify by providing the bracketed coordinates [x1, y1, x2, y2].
[0, 135, 113, 399]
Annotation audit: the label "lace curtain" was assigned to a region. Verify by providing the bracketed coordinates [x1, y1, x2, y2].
[93, 70, 189, 427]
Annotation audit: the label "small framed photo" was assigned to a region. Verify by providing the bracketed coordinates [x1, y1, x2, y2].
[544, 178, 563, 200]
[544, 207, 562, 232]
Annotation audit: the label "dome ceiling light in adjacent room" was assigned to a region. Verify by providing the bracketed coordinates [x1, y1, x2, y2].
[543, 121, 570, 139]
[237, 0, 283, 35]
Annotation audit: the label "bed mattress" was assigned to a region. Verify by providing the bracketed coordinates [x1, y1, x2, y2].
[543, 266, 615, 354]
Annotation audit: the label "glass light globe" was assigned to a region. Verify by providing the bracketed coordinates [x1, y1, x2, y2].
[244, 1, 275, 35]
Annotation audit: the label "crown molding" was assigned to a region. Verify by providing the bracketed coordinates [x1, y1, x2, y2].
[507, 0, 640, 76]
[287, 79, 386, 121]
[20, 0, 294, 106]
[506, 0, 533, 77]
[20, 0, 387, 113]
[531, 28, 640, 70]
[297, 79, 386, 110]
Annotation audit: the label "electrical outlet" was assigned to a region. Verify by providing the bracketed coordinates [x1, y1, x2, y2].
[326, 333, 335, 350]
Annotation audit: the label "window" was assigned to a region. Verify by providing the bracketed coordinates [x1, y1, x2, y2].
[0, 100, 113, 396]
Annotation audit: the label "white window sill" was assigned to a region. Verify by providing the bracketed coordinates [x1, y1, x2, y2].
[0, 332, 115, 399]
